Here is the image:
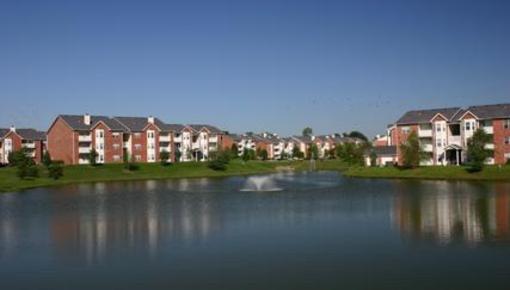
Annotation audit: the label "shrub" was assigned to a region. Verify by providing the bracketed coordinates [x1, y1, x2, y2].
[17, 161, 39, 179]
[208, 149, 230, 171]
[48, 163, 64, 180]
[160, 150, 170, 166]
[42, 151, 52, 168]
[256, 148, 268, 160]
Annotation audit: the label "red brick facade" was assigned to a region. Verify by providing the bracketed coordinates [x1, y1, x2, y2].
[493, 119, 510, 164]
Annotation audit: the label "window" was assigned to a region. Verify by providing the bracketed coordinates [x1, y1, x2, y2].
[436, 139, 442, 147]
[505, 119, 510, 129]
[134, 133, 141, 138]
[506, 137, 510, 145]
[113, 155, 120, 161]
[113, 144, 120, 149]
[112, 132, 120, 137]
[401, 126, 410, 134]
[135, 155, 142, 161]
[465, 122, 471, 131]
[134, 144, 142, 150]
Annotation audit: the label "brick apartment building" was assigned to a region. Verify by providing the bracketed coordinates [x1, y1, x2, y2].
[46, 114, 232, 165]
[0, 127, 46, 164]
[388, 103, 510, 166]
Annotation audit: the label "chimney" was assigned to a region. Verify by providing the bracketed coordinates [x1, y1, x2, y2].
[10, 125, 15, 132]
[84, 113, 91, 126]
[148, 116, 154, 124]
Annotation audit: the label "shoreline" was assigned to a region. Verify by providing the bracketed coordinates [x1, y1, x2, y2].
[2, 160, 509, 193]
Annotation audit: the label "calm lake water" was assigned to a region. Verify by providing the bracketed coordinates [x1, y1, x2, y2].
[1, 171, 510, 289]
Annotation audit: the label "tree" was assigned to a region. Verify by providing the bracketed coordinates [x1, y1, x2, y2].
[256, 148, 269, 160]
[123, 152, 139, 171]
[400, 131, 423, 169]
[309, 143, 319, 160]
[42, 151, 52, 168]
[335, 143, 364, 165]
[466, 128, 492, 173]
[302, 127, 313, 137]
[174, 148, 182, 163]
[48, 163, 64, 180]
[242, 148, 256, 161]
[12, 149, 38, 179]
[292, 146, 304, 159]
[370, 151, 377, 167]
[230, 143, 239, 159]
[346, 131, 368, 142]
[88, 148, 98, 166]
[208, 149, 231, 171]
[160, 150, 170, 166]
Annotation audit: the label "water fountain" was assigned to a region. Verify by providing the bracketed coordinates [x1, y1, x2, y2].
[240, 176, 282, 192]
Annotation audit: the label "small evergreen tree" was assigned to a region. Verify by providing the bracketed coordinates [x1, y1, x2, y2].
[292, 146, 304, 159]
[208, 149, 230, 171]
[466, 128, 492, 173]
[88, 148, 98, 166]
[13, 149, 38, 179]
[230, 143, 239, 159]
[42, 151, 52, 168]
[48, 163, 64, 180]
[309, 144, 319, 160]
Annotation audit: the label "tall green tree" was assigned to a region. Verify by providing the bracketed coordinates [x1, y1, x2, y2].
[466, 128, 492, 172]
[42, 151, 52, 168]
[292, 146, 304, 159]
[335, 143, 364, 165]
[400, 131, 423, 168]
[346, 131, 368, 142]
[302, 127, 313, 137]
[256, 148, 269, 160]
[88, 148, 98, 166]
[309, 143, 319, 160]
[230, 143, 239, 159]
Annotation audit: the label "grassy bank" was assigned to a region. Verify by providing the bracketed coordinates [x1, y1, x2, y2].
[344, 165, 510, 181]
[0, 160, 298, 193]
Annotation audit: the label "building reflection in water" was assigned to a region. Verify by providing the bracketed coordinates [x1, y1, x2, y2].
[393, 181, 510, 245]
[49, 180, 223, 264]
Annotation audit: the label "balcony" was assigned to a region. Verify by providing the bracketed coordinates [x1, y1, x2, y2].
[483, 126, 494, 134]
[78, 134, 92, 142]
[422, 144, 433, 152]
[160, 135, 171, 142]
[209, 136, 218, 143]
[22, 143, 36, 149]
[485, 143, 495, 150]
[448, 136, 462, 146]
[173, 136, 182, 143]
[123, 142, 130, 148]
[418, 129, 432, 138]
[79, 147, 92, 154]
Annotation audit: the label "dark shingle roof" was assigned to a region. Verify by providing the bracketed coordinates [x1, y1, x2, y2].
[113, 116, 151, 132]
[366, 146, 397, 156]
[292, 135, 313, 143]
[60, 115, 126, 131]
[464, 104, 510, 120]
[396, 107, 461, 125]
[15, 129, 46, 140]
[187, 124, 223, 134]
[0, 128, 9, 138]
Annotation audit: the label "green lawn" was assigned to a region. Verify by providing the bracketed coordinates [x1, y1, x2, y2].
[344, 165, 510, 181]
[0, 160, 296, 193]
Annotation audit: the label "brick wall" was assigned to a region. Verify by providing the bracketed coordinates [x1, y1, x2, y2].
[47, 118, 77, 164]
[493, 119, 510, 164]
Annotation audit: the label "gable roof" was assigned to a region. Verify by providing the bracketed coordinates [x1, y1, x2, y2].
[59, 115, 126, 131]
[113, 116, 152, 132]
[187, 124, 223, 134]
[13, 129, 46, 140]
[463, 103, 510, 120]
[396, 107, 461, 125]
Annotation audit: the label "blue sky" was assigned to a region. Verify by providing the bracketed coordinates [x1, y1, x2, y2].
[1, 0, 509, 137]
